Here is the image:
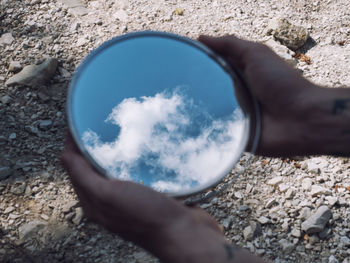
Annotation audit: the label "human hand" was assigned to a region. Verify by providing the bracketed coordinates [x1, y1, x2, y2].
[199, 35, 319, 157]
[61, 133, 228, 262]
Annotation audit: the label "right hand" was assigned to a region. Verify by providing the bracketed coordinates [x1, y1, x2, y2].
[199, 35, 318, 157]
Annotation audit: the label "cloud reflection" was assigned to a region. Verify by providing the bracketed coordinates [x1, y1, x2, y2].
[82, 90, 245, 192]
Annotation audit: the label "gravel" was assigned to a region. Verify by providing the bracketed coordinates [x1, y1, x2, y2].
[0, 0, 350, 262]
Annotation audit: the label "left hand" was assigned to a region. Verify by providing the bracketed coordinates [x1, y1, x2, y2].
[61, 133, 225, 262]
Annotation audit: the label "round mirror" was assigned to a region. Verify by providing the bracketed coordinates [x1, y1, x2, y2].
[68, 31, 258, 197]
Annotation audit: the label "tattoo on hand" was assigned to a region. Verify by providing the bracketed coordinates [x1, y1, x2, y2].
[224, 244, 240, 260]
[332, 99, 349, 115]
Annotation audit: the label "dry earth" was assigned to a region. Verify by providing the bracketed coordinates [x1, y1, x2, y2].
[0, 0, 350, 262]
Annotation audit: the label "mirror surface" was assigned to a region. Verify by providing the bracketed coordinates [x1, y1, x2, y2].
[69, 32, 250, 196]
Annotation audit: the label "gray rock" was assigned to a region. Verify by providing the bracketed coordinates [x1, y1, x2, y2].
[222, 217, 232, 229]
[72, 207, 83, 225]
[0, 167, 12, 180]
[329, 255, 339, 263]
[267, 176, 283, 186]
[301, 205, 332, 234]
[61, 200, 79, 213]
[257, 216, 269, 225]
[114, 9, 128, 22]
[340, 236, 350, 247]
[318, 227, 332, 239]
[9, 61, 22, 72]
[243, 221, 261, 241]
[0, 33, 15, 45]
[302, 178, 313, 191]
[5, 58, 58, 87]
[291, 228, 301, 238]
[310, 185, 331, 197]
[9, 133, 16, 140]
[1, 95, 11, 104]
[279, 239, 295, 253]
[4, 206, 15, 214]
[39, 119, 53, 130]
[18, 220, 46, 240]
[325, 196, 338, 207]
[268, 18, 309, 50]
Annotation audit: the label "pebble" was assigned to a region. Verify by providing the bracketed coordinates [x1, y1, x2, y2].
[310, 185, 332, 197]
[267, 176, 283, 186]
[329, 255, 339, 263]
[4, 206, 15, 214]
[72, 207, 84, 225]
[0, 33, 15, 45]
[1, 95, 11, 104]
[9, 133, 16, 140]
[301, 206, 332, 234]
[5, 58, 58, 87]
[279, 239, 295, 253]
[243, 222, 261, 241]
[257, 216, 269, 225]
[302, 178, 313, 191]
[39, 120, 53, 130]
[291, 228, 301, 238]
[8, 61, 22, 72]
[113, 9, 128, 22]
[267, 18, 309, 50]
[18, 220, 47, 240]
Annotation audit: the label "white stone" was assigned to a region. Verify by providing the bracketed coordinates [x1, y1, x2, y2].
[267, 176, 283, 186]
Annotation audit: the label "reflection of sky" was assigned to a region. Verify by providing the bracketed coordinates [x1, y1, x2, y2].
[82, 90, 245, 192]
[72, 35, 246, 193]
[73, 36, 238, 143]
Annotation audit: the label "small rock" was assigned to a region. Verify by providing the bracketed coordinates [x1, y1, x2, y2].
[302, 178, 313, 191]
[18, 220, 46, 240]
[278, 183, 289, 192]
[279, 239, 295, 253]
[9, 133, 16, 140]
[234, 191, 243, 199]
[113, 9, 128, 22]
[301, 205, 332, 234]
[243, 222, 261, 241]
[329, 255, 339, 263]
[291, 228, 301, 238]
[72, 207, 83, 225]
[257, 216, 269, 225]
[0, 33, 15, 45]
[61, 200, 79, 213]
[4, 206, 15, 214]
[325, 196, 338, 207]
[1, 95, 11, 104]
[5, 58, 58, 87]
[267, 176, 283, 186]
[340, 236, 350, 247]
[41, 214, 49, 221]
[39, 120, 53, 130]
[58, 67, 71, 78]
[222, 217, 232, 229]
[265, 198, 277, 208]
[267, 18, 309, 50]
[9, 61, 22, 72]
[310, 185, 331, 197]
[285, 188, 295, 199]
[173, 8, 184, 16]
[318, 227, 332, 239]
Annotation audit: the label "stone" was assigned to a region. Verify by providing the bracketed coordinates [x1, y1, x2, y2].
[257, 216, 269, 225]
[340, 236, 350, 247]
[302, 178, 313, 191]
[268, 18, 309, 50]
[301, 205, 332, 234]
[173, 8, 184, 16]
[18, 220, 46, 240]
[279, 239, 295, 253]
[325, 196, 338, 207]
[291, 228, 301, 238]
[0, 33, 15, 45]
[5, 58, 58, 87]
[9, 61, 22, 72]
[329, 255, 339, 263]
[9, 133, 16, 140]
[39, 120, 53, 130]
[1, 95, 11, 104]
[310, 185, 331, 197]
[0, 167, 11, 180]
[61, 200, 79, 213]
[4, 206, 15, 214]
[285, 188, 295, 199]
[243, 222, 261, 241]
[318, 227, 331, 239]
[264, 39, 297, 67]
[113, 9, 128, 22]
[72, 207, 84, 225]
[278, 183, 289, 192]
[58, 67, 71, 78]
[267, 176, 283, 186]
[222, 217, 232, 229]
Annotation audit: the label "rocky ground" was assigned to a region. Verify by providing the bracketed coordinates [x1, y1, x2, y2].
[1, 0, 350, 262]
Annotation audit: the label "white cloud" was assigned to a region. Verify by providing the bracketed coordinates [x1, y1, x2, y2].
[82, 90, 245, 193]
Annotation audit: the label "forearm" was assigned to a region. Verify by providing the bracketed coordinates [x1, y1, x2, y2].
[300, 85, 350, 156]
